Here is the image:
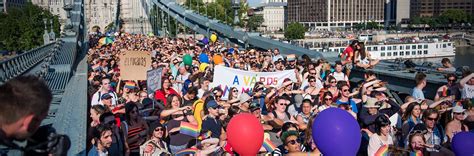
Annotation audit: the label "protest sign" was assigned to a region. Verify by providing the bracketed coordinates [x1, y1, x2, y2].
[212, 65, 296, 99]
[120, 51, 151, 80]
[147, 68, 163, 94]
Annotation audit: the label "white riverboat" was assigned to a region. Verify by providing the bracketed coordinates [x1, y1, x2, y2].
[313, 40, 455, 60]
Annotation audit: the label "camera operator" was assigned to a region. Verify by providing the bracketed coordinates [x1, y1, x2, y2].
[0, 76, 59, 155]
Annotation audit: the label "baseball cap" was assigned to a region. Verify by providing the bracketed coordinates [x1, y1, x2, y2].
[101, 93, 112, 100]
[206, 100, 220, 109]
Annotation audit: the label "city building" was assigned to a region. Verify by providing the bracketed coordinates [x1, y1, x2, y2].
[0, 0, 5, 12]
[395, 0, 410, 25]
[85, 0, 118, 33]
[30, 0, 68, 19]
[288, 0, 385, 30]
[120, 0, 152, 34]
[410, 0, 474, 18]
[261, 2, 287, 32]
[1, 0, 27, 13]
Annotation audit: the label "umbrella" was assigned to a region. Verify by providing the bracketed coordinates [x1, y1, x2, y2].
[98, 37, 114, 46]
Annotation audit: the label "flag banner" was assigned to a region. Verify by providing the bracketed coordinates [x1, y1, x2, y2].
[212, 65, 296, 99]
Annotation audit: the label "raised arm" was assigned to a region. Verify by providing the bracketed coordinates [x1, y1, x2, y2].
[460, 73, 474, 88]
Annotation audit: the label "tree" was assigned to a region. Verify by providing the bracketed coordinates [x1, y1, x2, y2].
[440, 9, 471, 24]
[284, 22, 306, 40]
[246, 15, 263, 32]
[0, 3, 60, 51]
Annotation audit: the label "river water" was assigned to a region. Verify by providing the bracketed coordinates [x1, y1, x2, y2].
[411, 46, 473, 69]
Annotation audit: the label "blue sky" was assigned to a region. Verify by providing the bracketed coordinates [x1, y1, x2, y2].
[247, 0, 262, 7]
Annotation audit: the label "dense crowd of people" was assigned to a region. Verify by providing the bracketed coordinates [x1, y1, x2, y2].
[86, 32, 474, 155]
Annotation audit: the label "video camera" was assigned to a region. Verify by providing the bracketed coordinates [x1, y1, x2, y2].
[1, 125, 70, 156]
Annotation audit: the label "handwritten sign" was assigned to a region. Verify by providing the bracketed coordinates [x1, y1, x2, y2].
[212, 65, 296, 99]
[120, 51, 151, 80]
[147, 68, 163, 94]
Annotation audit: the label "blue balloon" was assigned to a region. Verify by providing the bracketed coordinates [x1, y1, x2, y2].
[199, 53, 209, 63]
[452, 132, 474, 156]
[312, 108, 361, 156]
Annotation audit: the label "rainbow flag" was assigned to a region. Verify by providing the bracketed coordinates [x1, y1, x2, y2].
[180, 122, 199, 137]
[175, 148, 198, 156]
[262, 138, 276, 152]
[198, 131, 212, 140]
[410, 151, 423, 156]
[124, 81, 135, 88]
[374, 145, 389, 156]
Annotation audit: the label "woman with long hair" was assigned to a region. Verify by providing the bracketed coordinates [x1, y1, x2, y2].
[367, 115, 393, 156]
[401, 102, 422, 143]
[140, 123, 170, 155]
[227, 87, 240, 105]
[355, 42, 379, 69]
[323, 76, 339, 102]
[304, 76, 322, 104]
[159, 94, 196, 154]
[90, 105, 108, 127]
[318, 91, 335, 112]
[154, 78, 179, 106]
[123, 102, 149, 156]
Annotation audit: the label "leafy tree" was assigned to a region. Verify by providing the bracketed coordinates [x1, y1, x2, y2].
[284, 22, 306, 40]
[0, 3, 60, 51]
[246, 15, 263, 32]
[440, 9, 471, 23]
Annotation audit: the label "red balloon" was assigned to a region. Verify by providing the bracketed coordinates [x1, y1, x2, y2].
[226, 113, 264, 156]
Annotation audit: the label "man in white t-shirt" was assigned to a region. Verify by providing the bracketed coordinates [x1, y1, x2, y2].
[460, 72, 474, 99]
[91, 78, 118, 106]
[329, 62, 349, 83]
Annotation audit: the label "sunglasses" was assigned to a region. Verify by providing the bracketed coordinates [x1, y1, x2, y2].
[286, 139, 300, 145]
[454, 112, 465, 115]
[278, 103, 287, 106]
[411, 129, 427, 135]
[426, 117, 438, 121]
[232, 90, 238, 93]
[324, 98, 332, 101]
[330, 81, 336, 83]
[154, 128, 164, 132]
[309, 80, 316, 82]
[343, 89, 350, 92]
[215, 95, 222, 98]
[448, 79, 456, 82]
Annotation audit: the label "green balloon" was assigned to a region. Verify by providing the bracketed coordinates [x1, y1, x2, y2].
[183, 54, 192, 66]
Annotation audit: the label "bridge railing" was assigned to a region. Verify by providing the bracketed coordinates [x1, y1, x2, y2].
[151, 0, 326, 58]
[0, 41, 63, 84]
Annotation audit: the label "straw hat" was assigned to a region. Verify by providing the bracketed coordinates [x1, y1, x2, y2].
[364, 98, 380, 108]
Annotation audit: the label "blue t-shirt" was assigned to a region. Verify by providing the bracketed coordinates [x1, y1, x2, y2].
[411, 87, 425, 100]
[336, 98, 358, 113]
[202, 116, 222, 138]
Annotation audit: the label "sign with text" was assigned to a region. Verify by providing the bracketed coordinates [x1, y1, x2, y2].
[147, 68, 163, 94]
[120, 51, 151, 80]
[212, 65, 296, 99]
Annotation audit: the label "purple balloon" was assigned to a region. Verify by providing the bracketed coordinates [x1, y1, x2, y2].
[452, 132, 474, 156]
[202, 37, 209, 45]
[312, 108, 361, 156]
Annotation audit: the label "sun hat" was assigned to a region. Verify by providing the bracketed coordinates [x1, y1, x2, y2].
[364, 98, 380, 108]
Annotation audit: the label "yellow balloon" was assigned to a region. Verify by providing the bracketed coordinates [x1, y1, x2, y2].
[199, 63, 209, 72]
[210, 34, 217, 43]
